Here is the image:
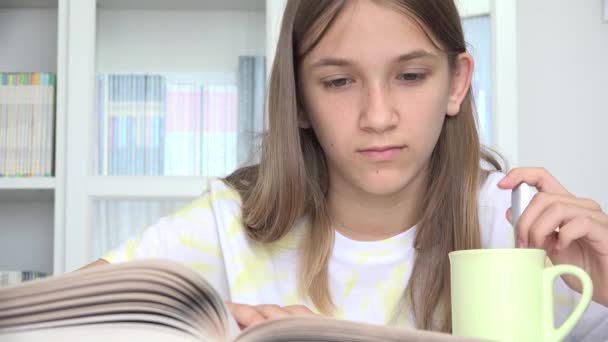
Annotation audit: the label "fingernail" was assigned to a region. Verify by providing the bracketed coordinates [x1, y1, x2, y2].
[516, 239, 527, 248]
[498, 177, 508, 186]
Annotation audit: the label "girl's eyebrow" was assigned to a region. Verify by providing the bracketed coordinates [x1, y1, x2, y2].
[310, 49, 438, 69]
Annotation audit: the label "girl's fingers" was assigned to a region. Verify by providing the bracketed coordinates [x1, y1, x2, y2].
[527, 202, 590, 249]
[498, 167, 569, 195]
[283, 305, 317, 316]
[514, 193, 566, 247]
[527, 202, 607, 251]
[555, 216, 598, 251]
[512, 192, 601, 247]
[226, 302, 317, 330]
[253, 304, 292, 319]
[226, 302, 265, 329]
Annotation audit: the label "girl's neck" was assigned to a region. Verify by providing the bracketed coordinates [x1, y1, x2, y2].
[327, 168, 428, 242]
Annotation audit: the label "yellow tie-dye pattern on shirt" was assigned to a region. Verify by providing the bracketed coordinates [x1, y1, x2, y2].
[282, 291, 302, 307]
[169, 187, 240, 222]
[171, 197, 212, 223]
[103, 250, 116, 263]
[385, 234, 413, 246]
[209, 188, 242, 204]
[179, 233, 219, 257]
[333, 306, 346, 319]
[231, 236, 297, 295]
[343, 271, 359, 299]
[360, 291, 370, 312]
[232, 244, 275, 295]
[187, 261, 215, 273]
[378, 263, 408, 322]
[353, 250, 393, 264]
[124, 236, 143, 261]
[266, 231, 301, 258]
[227, 215, 243, 239]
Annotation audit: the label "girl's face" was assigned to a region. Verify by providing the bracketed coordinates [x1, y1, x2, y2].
[298, 0, 472, 197]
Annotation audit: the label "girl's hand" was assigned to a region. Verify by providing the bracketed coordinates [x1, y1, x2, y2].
[225, 302, 316, 329]
[498, 167, 608, 306]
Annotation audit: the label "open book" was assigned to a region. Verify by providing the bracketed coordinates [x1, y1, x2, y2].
[0, 260, 486, 341]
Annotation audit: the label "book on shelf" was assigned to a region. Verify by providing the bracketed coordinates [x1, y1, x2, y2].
[96, 73, 241, 177]
[0, 270, 47, 288]
[0, 72, 55, 178]
[96, 74, 166, 176]
[0, 260, 484, 342]
[94, 56, 265, 178]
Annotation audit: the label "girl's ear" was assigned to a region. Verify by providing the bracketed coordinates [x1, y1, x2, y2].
[446, 53, 474, 116]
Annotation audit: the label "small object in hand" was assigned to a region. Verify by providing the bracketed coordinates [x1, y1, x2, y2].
[511, 182, 533, 244]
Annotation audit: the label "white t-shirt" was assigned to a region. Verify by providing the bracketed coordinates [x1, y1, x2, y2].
[103, 171, 608, 341]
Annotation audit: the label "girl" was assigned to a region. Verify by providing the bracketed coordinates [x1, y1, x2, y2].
[86, 0, 608, 339]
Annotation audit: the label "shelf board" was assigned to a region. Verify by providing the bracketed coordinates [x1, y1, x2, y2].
[97, 0, 265, 11]
[0, 177, 55, 189]
[0, 0, 57, 9]
[87, 176, 210, 198]
[0, 189, 54, 201]
[0, 178, 55, 201]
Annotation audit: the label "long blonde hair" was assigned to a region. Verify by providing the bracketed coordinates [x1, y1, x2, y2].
[225, 0, 503, 332]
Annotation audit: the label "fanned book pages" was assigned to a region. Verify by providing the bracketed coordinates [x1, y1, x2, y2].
[0, 260, 487, 342]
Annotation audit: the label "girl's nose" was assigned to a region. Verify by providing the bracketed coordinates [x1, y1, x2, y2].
[359, 84, 398, 134]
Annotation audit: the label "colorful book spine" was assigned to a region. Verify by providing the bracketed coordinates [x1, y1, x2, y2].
[93, 65, 265, 177]
[0, 72, 55, 177]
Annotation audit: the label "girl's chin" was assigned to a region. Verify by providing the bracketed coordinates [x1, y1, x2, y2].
[357, 173, 412, 196]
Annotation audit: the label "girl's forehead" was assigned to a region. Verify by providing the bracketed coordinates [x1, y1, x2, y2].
[302, 0, 440, 65]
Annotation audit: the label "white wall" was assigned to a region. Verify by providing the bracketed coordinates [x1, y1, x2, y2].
[516, 1, 608, 210]
[96, 10, 266, 72]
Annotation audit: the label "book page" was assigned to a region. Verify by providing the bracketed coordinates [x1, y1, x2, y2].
[235, 316, 489, 342]
[0, 321, 200, 342]
[0, 260, 232, 341]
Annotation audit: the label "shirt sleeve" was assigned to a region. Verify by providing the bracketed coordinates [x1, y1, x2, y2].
[100, 181, 233, 300]
[479, 171, 608, 341]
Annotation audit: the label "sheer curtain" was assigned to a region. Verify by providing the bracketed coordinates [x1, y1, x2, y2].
[91, 199, 190, 260]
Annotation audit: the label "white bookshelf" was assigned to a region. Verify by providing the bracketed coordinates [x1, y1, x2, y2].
[0, 0, 287, 275]
[0, 0, 56, 9]
[2, 0, 512, 277]
[0, 0, 60, 276]
[0, 178, 55, 189]
[97, 0, 265, 11]
[57, 0, 286, 273]
[87, 177, 207, 198]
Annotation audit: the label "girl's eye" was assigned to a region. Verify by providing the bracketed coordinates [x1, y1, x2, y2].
[397, 73, 426, 82]
[323, 78, 353, 88]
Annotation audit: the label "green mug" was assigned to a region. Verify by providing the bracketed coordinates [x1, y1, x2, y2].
[449, 248, 593, 342]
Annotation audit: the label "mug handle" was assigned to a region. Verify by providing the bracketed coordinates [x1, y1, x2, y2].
[542, 265, 593, 342]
